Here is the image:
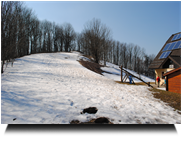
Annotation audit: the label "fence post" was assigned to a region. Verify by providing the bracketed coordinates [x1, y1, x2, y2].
[120, 65, 123, 82]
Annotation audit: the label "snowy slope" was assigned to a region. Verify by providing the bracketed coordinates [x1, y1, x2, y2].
[100, 61, 155, 83]
[1, 52, 181, 124]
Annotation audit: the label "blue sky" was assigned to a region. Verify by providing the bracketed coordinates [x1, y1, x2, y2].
[24, 1, 181, 56]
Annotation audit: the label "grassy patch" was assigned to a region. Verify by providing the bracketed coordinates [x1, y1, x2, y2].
[149, 88, 181, 113]
[116, 81, 181, 113]
[115, 81, 155, 86]
[116, 81, 135, 85]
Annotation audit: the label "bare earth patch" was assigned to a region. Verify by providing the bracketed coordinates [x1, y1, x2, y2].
[70, 117, 113, 124]
[149, 88, 181, 113]
[78, 59, 104, 75]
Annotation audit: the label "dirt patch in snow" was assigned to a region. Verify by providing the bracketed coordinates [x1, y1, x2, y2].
[72, 106, 112, 124]
[70, 117, 113, 124]
[81, 107, 98, 114]
[78, 60, 104, 75]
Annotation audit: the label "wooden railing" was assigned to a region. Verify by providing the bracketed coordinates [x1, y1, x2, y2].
[119, 65, 153, 88]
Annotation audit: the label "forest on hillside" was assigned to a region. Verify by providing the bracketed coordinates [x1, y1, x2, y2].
[1, 1, 155, 78]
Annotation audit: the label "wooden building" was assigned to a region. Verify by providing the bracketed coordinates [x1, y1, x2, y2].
[149, 32, 181, 86]
[163, 67, 181, 94]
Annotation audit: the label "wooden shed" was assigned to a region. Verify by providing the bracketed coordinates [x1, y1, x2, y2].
[163, 67, 181, 94]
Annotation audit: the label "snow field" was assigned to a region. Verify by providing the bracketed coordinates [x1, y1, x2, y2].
[1, 52, 181, 124]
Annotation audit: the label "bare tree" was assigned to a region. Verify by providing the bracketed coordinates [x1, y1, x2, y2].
[106, 39, 113, 63]
[139, 48, 146, 74]
[117, 41, 121, 65]
[63, 23, 76, 52]
[52, 24, 64, 52]
[1, 1, 31, 73]
[111, 40, 116, 64]
[104, 39, 113, 65]
[1, 1, 19, 72]
[58, 25, 64, 52]
[40, 20, 51, 53]
[30, 17, 40, 54]
[82, 18, 111, 63]
[120, 43, 128, 68]
[133, 45, 141, 72]
[101, 39, 111, 66]
[127, 43, 134, 70]
[79, 33, 90, 55]
[76, 33, 82, 52]
[53, 23, 61, 52]
[37, 23, 43, 53]
[148, 54, 155, 78]
[144, 54, 150, 76]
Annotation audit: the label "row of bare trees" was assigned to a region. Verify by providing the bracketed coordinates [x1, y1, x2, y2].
[1, 1, 76, 73]
[1, 1, 31, 73]
[1, 1, 155, 78]
[77, 19, 155, 78]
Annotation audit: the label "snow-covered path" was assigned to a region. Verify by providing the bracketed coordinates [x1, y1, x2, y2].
[1, 52, 181, 124]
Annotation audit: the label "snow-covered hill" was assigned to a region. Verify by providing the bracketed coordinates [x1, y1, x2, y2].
[1, 52, 181, 124]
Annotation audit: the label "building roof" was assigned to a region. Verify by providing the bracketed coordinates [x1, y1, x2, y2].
[163, 67, 181, 76]
[149, 32, 181, 69]
[168, 56, 181, 66]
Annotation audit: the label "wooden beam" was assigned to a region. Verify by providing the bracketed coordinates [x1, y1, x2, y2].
[132, 79, 135, 84]
[122, 73, 127, 82]
[122, 67, 153, 88]
[123, 73, 129, 82]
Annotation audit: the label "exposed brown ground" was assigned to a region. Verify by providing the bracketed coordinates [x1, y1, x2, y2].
[70, 117, 113, 124]
[78, 59, 104, 75]
[116, 81, 181, 113]
[149, 88, 181, 113]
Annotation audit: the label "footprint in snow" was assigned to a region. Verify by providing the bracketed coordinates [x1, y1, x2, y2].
[40, 118, 45, 123]
[68, 99, 74, 106]
[70, 101, 74, 106]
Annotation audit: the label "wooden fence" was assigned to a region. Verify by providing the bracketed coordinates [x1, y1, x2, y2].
[119, 65, 153, 88]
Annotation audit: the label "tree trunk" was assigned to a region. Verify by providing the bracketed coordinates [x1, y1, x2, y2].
[1, 60, 5, 73]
